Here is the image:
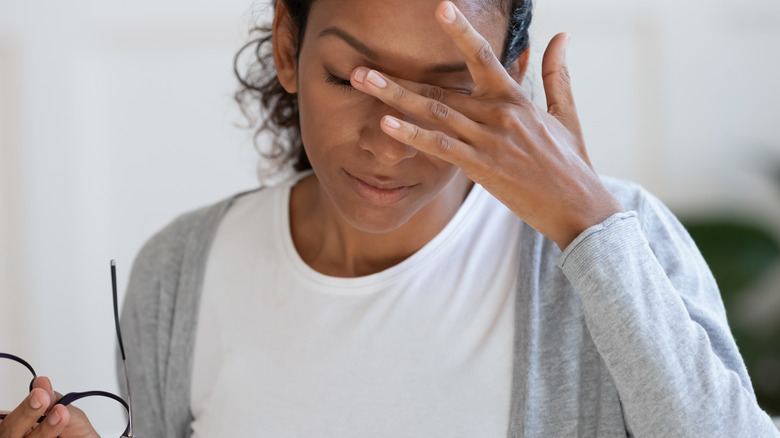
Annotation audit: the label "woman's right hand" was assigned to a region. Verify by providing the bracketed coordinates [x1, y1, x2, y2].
[0, 377, 98, 438]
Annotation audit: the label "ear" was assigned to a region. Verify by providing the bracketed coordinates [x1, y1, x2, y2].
[507, 48, 531, 85]
[272, 1, 298, 94]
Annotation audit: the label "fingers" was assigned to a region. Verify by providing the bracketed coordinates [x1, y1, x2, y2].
[43, 385, 99, 437]
[389, 75, 476, 116]
[26, 405, 69, 438]
[0, 388, 69, 438]
[379, 115, 480, 174]
[351, 67, 483, 139]
[542, 33, 582, 135]
[32, 377, 57, 412]
[60, 404, 98, 438]
[0, 389, 49, 436]
[434, 1, 513, 91]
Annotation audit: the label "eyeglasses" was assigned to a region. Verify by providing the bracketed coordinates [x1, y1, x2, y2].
[0, 260, 134, 438]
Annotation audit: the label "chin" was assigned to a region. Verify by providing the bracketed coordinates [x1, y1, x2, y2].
[338, 202, 420, 234]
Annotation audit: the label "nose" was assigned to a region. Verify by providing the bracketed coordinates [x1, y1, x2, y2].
[358, 109, 417, 166]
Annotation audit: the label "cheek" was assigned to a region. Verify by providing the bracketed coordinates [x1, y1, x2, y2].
[296, 59, 395, 150]
[297, 90, 373, 169]
[432, 159, 463, 189]
[298, 87, 355, 147]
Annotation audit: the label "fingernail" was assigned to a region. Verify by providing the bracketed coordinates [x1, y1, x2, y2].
[354, 67, 367, 84]
[443, 3, 457, 23]
[47, 409, 61, 426]
[366, 70, 387, 88]
[383, 116, 401, 129]
[29, 392, 42, 410]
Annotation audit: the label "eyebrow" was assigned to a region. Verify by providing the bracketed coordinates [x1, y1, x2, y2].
[318, 27, 469, 74]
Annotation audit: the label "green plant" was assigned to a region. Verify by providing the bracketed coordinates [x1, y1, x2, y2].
[683, 220, 780, 416]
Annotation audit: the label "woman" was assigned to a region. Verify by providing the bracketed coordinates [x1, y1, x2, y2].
[1, 0, 777, 436]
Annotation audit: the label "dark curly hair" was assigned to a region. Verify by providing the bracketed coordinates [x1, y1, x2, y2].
[234, 0, 533, 176]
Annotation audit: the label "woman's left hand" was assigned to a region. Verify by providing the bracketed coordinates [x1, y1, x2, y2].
[0, 377, 99, 438]
[349, 1, 624, 250]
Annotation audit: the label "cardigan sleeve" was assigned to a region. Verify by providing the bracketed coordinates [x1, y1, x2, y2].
[558, 186, 779, 437]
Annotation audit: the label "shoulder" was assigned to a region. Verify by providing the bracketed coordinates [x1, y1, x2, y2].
[127, 188, 264, 299]
[133, 197, 233, 275]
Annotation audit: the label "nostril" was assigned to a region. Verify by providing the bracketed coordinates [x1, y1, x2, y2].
[360, 141, 416, 166]
[380, 144, 417, 163]
[359, 120, 417, 164]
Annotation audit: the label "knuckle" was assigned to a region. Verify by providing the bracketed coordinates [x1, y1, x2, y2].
[497, 112, 514, 129]
[421, 84, 446, 102]
[558, 65, 571, 90]
[475, 40, 495, 65]
[410, 125, 424, 143]
[559, 65, 572, 87]
[391, 84, 406, 103]
[491, 105, 519, 130]
[428, 101, 450, 121]
[433, 132, 452, 153]
[547, 102, 563, 116]
[486, 104, 503, 120]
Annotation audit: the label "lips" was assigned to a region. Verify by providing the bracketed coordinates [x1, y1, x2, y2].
[344, 170, 415, 206]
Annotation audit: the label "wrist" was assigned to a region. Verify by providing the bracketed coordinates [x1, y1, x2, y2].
[555, 195, 625, 251]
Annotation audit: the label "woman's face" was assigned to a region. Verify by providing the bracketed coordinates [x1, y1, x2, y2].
[282, 0, 507, 233]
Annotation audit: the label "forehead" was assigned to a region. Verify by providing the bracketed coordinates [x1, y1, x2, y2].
[305, 0, 507, 68]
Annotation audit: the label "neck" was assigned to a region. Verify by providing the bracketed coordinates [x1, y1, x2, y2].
[290, 173, 473, 277]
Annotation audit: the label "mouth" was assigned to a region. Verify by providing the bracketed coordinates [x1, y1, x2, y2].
[344, 170, 415, 206]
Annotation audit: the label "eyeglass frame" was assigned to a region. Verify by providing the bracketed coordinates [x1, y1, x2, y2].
[0, 260, 134, 438]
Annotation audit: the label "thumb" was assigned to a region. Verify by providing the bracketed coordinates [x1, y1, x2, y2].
[32, 376, 58, 412]
[542, 33, 581, 134]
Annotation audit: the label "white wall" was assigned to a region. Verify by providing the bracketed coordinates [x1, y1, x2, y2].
[528, 0, 780, 234]
[0, 0, 262, 432]
[1, 0, 779, 432]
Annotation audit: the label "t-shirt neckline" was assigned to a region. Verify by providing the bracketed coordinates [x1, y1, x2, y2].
[276, 173, 485, 293]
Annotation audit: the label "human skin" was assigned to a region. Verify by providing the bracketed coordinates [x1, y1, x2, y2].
[0, 0, 625, 432]
[277, 0, 624, 277]
[0, 377, 98, 438]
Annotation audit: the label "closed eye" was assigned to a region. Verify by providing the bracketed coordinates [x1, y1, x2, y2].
[323, 71, 354, 91]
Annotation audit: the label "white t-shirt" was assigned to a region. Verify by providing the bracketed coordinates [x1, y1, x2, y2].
[190, 175, 522, 437]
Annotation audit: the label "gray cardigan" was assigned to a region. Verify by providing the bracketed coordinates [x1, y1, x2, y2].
[119, 177, 780, 437]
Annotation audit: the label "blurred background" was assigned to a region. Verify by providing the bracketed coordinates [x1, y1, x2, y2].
[1, 0, 779, 433]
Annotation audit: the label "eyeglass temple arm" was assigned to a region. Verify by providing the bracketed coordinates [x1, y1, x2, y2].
[111, 260, 134, 438]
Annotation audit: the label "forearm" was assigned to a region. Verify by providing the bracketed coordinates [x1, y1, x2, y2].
[560, 212, 779, 437]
